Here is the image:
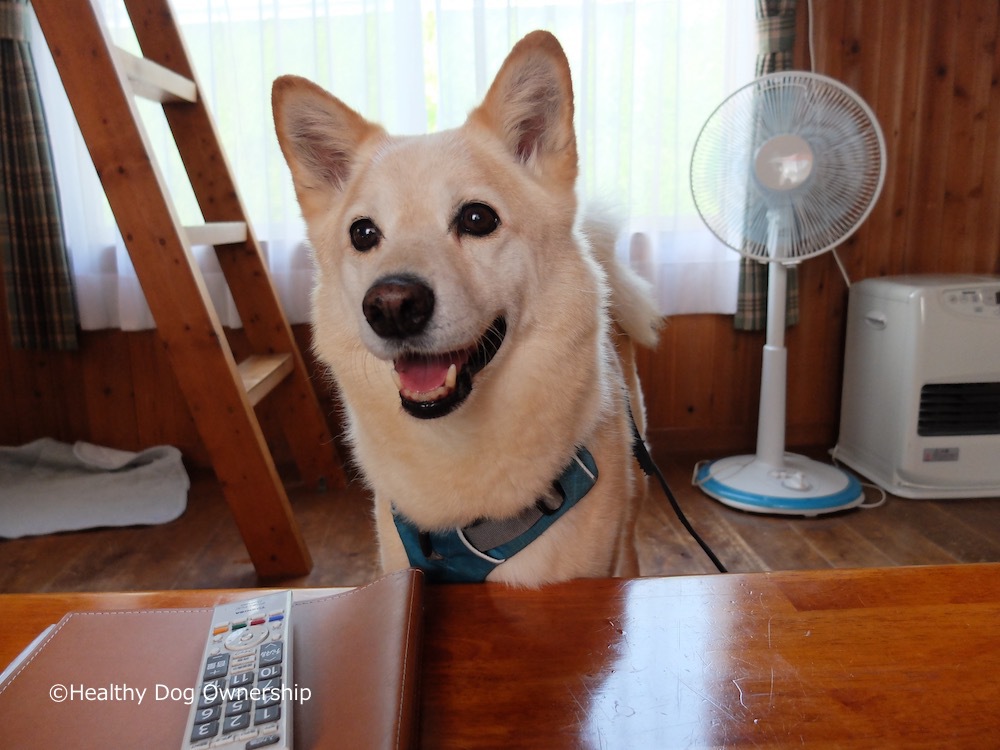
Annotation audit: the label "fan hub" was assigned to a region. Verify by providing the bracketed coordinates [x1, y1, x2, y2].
[754, 134, 814, 191]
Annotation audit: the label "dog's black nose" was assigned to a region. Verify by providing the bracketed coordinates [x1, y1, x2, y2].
[363, 275, 435, 339]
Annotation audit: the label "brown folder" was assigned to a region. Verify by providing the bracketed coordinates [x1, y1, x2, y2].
[0, 569, 423, 749]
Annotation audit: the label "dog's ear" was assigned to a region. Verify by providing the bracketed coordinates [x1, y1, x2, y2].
[272, 76, 384, 211]
[467, 30, 577, 187]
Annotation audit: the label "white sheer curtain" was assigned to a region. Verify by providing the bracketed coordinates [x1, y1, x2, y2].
[30, 0, 754, 329]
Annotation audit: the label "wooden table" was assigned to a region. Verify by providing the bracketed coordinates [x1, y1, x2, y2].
[4, 564, 998, 748]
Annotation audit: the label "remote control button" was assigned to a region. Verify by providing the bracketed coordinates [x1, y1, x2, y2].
[229, 671, 254, 688]
[194, 705, 222, 724]
[223, 712, 251, 734]
[255, 678, 282, 708]
[257, 641, 282, 667]
[198, 685, 224, 710]
[191, 719, 219, 742]
[254, 705, 281, 725]
[230, 653, 256, 670]
[225, 699, 252, 716]
[246, 735, 280, 749]
[203, 654, 230, 681]
[257, 664, 280, 681]
[224, 625, 269, 651]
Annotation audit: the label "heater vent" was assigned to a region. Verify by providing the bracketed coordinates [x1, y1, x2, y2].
[918, 382, 1000, 436]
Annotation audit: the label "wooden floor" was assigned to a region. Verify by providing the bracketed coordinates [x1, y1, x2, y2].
[2, 445, 999, 593]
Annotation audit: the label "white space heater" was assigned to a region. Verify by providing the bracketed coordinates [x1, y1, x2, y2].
[834, 274, 1000, 499]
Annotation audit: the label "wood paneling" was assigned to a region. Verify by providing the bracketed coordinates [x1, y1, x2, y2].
[0, 321, 337, 470]
[2, 0, 1000, 463]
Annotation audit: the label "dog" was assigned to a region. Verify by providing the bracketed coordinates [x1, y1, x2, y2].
[273, 30, 661, 586]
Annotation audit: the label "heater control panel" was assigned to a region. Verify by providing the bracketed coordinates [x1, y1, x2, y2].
[940, 283, 1000, 319]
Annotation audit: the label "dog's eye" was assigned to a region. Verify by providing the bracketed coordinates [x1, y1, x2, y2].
[456, 202, 500, 237]
[350, 218, 382, 251]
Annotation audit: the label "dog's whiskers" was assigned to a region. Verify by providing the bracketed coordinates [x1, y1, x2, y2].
[480, 322, 505, 356]
[348, 342, 386, 390]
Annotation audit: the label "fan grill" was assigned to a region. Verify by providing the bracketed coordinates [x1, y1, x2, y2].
[691, 72, 886, 262]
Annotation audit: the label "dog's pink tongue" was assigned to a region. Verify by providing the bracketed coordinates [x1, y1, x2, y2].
[395, 357, 449, 393]
[394, 352, 468, 394]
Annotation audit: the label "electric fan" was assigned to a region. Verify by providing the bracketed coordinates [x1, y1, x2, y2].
[690, 71, 886, 515]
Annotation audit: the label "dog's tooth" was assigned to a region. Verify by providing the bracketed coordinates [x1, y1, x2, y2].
[445, 363, 457, 390]
[391, 368, 403, 391]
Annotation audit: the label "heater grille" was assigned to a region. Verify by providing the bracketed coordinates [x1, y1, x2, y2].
[918, 382, 1000, 436]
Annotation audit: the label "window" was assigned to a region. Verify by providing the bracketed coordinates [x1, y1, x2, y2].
[32, 0, 754, 329]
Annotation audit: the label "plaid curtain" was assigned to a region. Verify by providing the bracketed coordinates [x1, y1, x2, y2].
[0, 0, 78, 349]
[734, 0, 799, 331]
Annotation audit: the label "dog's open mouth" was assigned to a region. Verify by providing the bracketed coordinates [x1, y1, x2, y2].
[390, 316, 507, 419]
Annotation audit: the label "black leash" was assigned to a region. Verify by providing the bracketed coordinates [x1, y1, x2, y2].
[632, 421, 728, 574]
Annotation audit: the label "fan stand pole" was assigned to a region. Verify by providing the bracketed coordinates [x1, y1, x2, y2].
[756, 259, 788, 469]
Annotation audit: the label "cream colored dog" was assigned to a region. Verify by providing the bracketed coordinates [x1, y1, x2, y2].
[273, 30, 660, 586]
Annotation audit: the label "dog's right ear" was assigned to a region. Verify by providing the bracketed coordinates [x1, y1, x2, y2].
[272, 76, 384, 213]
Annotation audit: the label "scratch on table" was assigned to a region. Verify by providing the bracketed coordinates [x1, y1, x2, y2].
[733, 669, 778, 713]
[733, 678, 749, 709]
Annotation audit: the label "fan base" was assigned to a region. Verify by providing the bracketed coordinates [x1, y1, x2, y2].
[695, 454, 864, 516]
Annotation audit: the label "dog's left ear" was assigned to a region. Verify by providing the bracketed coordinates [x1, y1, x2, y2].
[467, 30, 577, 187]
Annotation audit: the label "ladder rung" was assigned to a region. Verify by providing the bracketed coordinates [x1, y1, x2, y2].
[238, 354, 294, 406]
[115, 47, 197, 103]
[184, 222, 248, 246]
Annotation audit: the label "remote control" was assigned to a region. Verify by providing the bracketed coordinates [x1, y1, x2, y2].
[181, 591, 293, 750]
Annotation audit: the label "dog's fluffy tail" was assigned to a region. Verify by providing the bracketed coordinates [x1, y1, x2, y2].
[581, 208, 662, 349]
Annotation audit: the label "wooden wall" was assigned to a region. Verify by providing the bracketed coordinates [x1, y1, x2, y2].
[0, 312, 336, 469]
[3, 0, 1000, 467]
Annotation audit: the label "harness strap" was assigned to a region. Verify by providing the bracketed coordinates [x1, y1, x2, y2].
[392, 447, 598, 583]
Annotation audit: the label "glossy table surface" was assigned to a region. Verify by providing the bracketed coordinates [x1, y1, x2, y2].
[421, 564, 999, 748]
[4, 564, 998, 748]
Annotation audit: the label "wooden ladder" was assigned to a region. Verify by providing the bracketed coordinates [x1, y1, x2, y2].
[32, 0, 347, 578]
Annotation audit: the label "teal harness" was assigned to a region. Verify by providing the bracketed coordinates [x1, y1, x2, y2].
[392, 447, 598, 583]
